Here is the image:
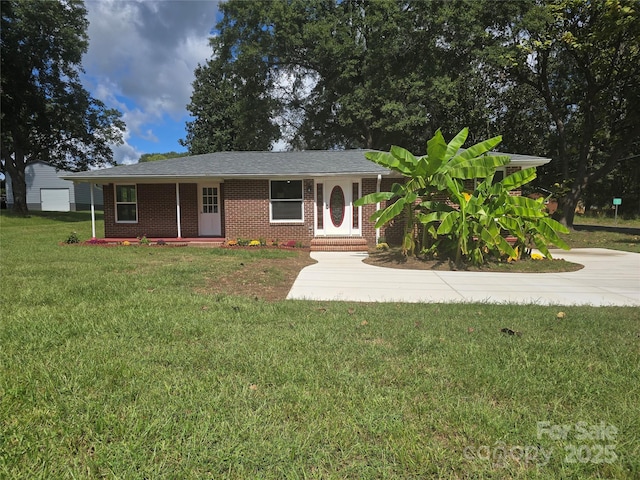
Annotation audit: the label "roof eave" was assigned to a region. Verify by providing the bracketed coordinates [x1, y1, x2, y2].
[60, 171, 392, 184]
[509, 158, 552, 168]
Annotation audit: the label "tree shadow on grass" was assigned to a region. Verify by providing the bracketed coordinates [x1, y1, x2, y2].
[2, 210, 104, 223]
[574, 224, 640, 235]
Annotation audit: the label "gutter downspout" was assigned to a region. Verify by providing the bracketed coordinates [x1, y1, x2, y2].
[89, 183, 96, 239]
[375, 174, 382, 244]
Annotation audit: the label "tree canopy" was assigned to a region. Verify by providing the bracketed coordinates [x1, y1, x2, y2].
[183, 0, 504, 154]
[1, 0, 124, 215]
[138, 151, 188, 162]
[485, 0, 640, 226]
[184, 0, 640, 224]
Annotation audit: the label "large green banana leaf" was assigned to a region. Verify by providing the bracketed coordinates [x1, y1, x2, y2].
[354, 191, 396, 207]
[444, 128, 468, 160]
[494, 167, 537, 193]
[456, 135, 502, 161]
[364, 151, 412, 176]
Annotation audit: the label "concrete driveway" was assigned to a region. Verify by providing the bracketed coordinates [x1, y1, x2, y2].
[286, 248, 640, 306]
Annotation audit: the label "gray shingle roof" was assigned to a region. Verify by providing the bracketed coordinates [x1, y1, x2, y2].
[60, 149, 551, 183]
[61, 150, 391, 182]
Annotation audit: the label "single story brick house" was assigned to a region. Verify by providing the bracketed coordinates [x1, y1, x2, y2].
[60, 150, 550, 249]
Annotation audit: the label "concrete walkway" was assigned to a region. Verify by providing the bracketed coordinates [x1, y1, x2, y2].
[287, 248, 640, 306]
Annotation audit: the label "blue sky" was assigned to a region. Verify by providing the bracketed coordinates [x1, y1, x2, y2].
[82, 0, 223, 164]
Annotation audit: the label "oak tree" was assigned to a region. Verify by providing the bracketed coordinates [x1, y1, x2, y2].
[1, 0, 124, 215]
[182, 0, 502, 153]
[486, 0, 640, 226]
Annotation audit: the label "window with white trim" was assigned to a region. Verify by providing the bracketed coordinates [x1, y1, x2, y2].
[115, 184, 137, 222]
[270, 180, 303, 222]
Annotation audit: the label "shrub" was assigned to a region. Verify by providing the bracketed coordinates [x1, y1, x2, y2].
[64, 231, 80, 244]
[138, 235, 150, 245]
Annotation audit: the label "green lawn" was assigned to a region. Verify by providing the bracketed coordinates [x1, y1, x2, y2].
[1, 212, 639, 479]
[574, 215, 640, 229]
[565, 219, 640, 253]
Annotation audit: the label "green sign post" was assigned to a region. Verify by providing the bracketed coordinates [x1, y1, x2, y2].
[613, 198, 622, 222]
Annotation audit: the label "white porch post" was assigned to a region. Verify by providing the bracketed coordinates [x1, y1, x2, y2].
[89, 183, 96, 239]
[175, 183, 182, 238]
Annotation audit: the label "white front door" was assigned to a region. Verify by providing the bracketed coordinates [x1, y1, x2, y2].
[198, 183, 221, 236]
[323, 178, 359, 236]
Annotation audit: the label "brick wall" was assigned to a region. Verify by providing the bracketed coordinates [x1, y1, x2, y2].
[223, 179, 315, 244]
[360, 177, 404, 246]
[361, 178, 378, 245]
[104, 183, 198, 238]
[179, 184, 199, 237]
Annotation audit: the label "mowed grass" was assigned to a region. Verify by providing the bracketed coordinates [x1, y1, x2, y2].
[1, 212, 639, 479]
[565, 224, 640, 253]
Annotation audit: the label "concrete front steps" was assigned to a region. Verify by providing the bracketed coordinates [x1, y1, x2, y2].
[310, 237, 369, 252]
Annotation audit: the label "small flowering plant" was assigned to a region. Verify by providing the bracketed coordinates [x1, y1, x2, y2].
[65, 231, 80, 244]
[249, 239, 261, 246]
[85, 238, 107, 245]
[138, 235, 150, 245]
[226, 239, 238, 246]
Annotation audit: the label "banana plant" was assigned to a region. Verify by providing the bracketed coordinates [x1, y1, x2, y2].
[483, 168, 570, 259]
[355, 128, 509, 255]
[357, 128, 570, 265]
[419, 167, 570, 266]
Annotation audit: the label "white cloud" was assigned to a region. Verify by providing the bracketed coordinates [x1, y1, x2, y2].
[82, 0, 219, 161]
[113, 143, 142, 165]
[112, 128, 143, 165]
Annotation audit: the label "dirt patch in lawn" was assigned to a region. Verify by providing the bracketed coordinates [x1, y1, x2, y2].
[200, 250, 317, 301]
[365, 249, 583, 273]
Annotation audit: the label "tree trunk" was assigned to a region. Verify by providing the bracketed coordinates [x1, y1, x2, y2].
[560, 194, 577, 230]
[559, 179, 586, 230]
[4, 149, 29, 216]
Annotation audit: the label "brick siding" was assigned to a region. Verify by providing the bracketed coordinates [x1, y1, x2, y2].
[223, 179, 315, 244]
[360, 177, 404, 246]
[104, 183, 198, 238]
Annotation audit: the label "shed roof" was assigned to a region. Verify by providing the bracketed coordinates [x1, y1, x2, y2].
[60, 149, 551, 184]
